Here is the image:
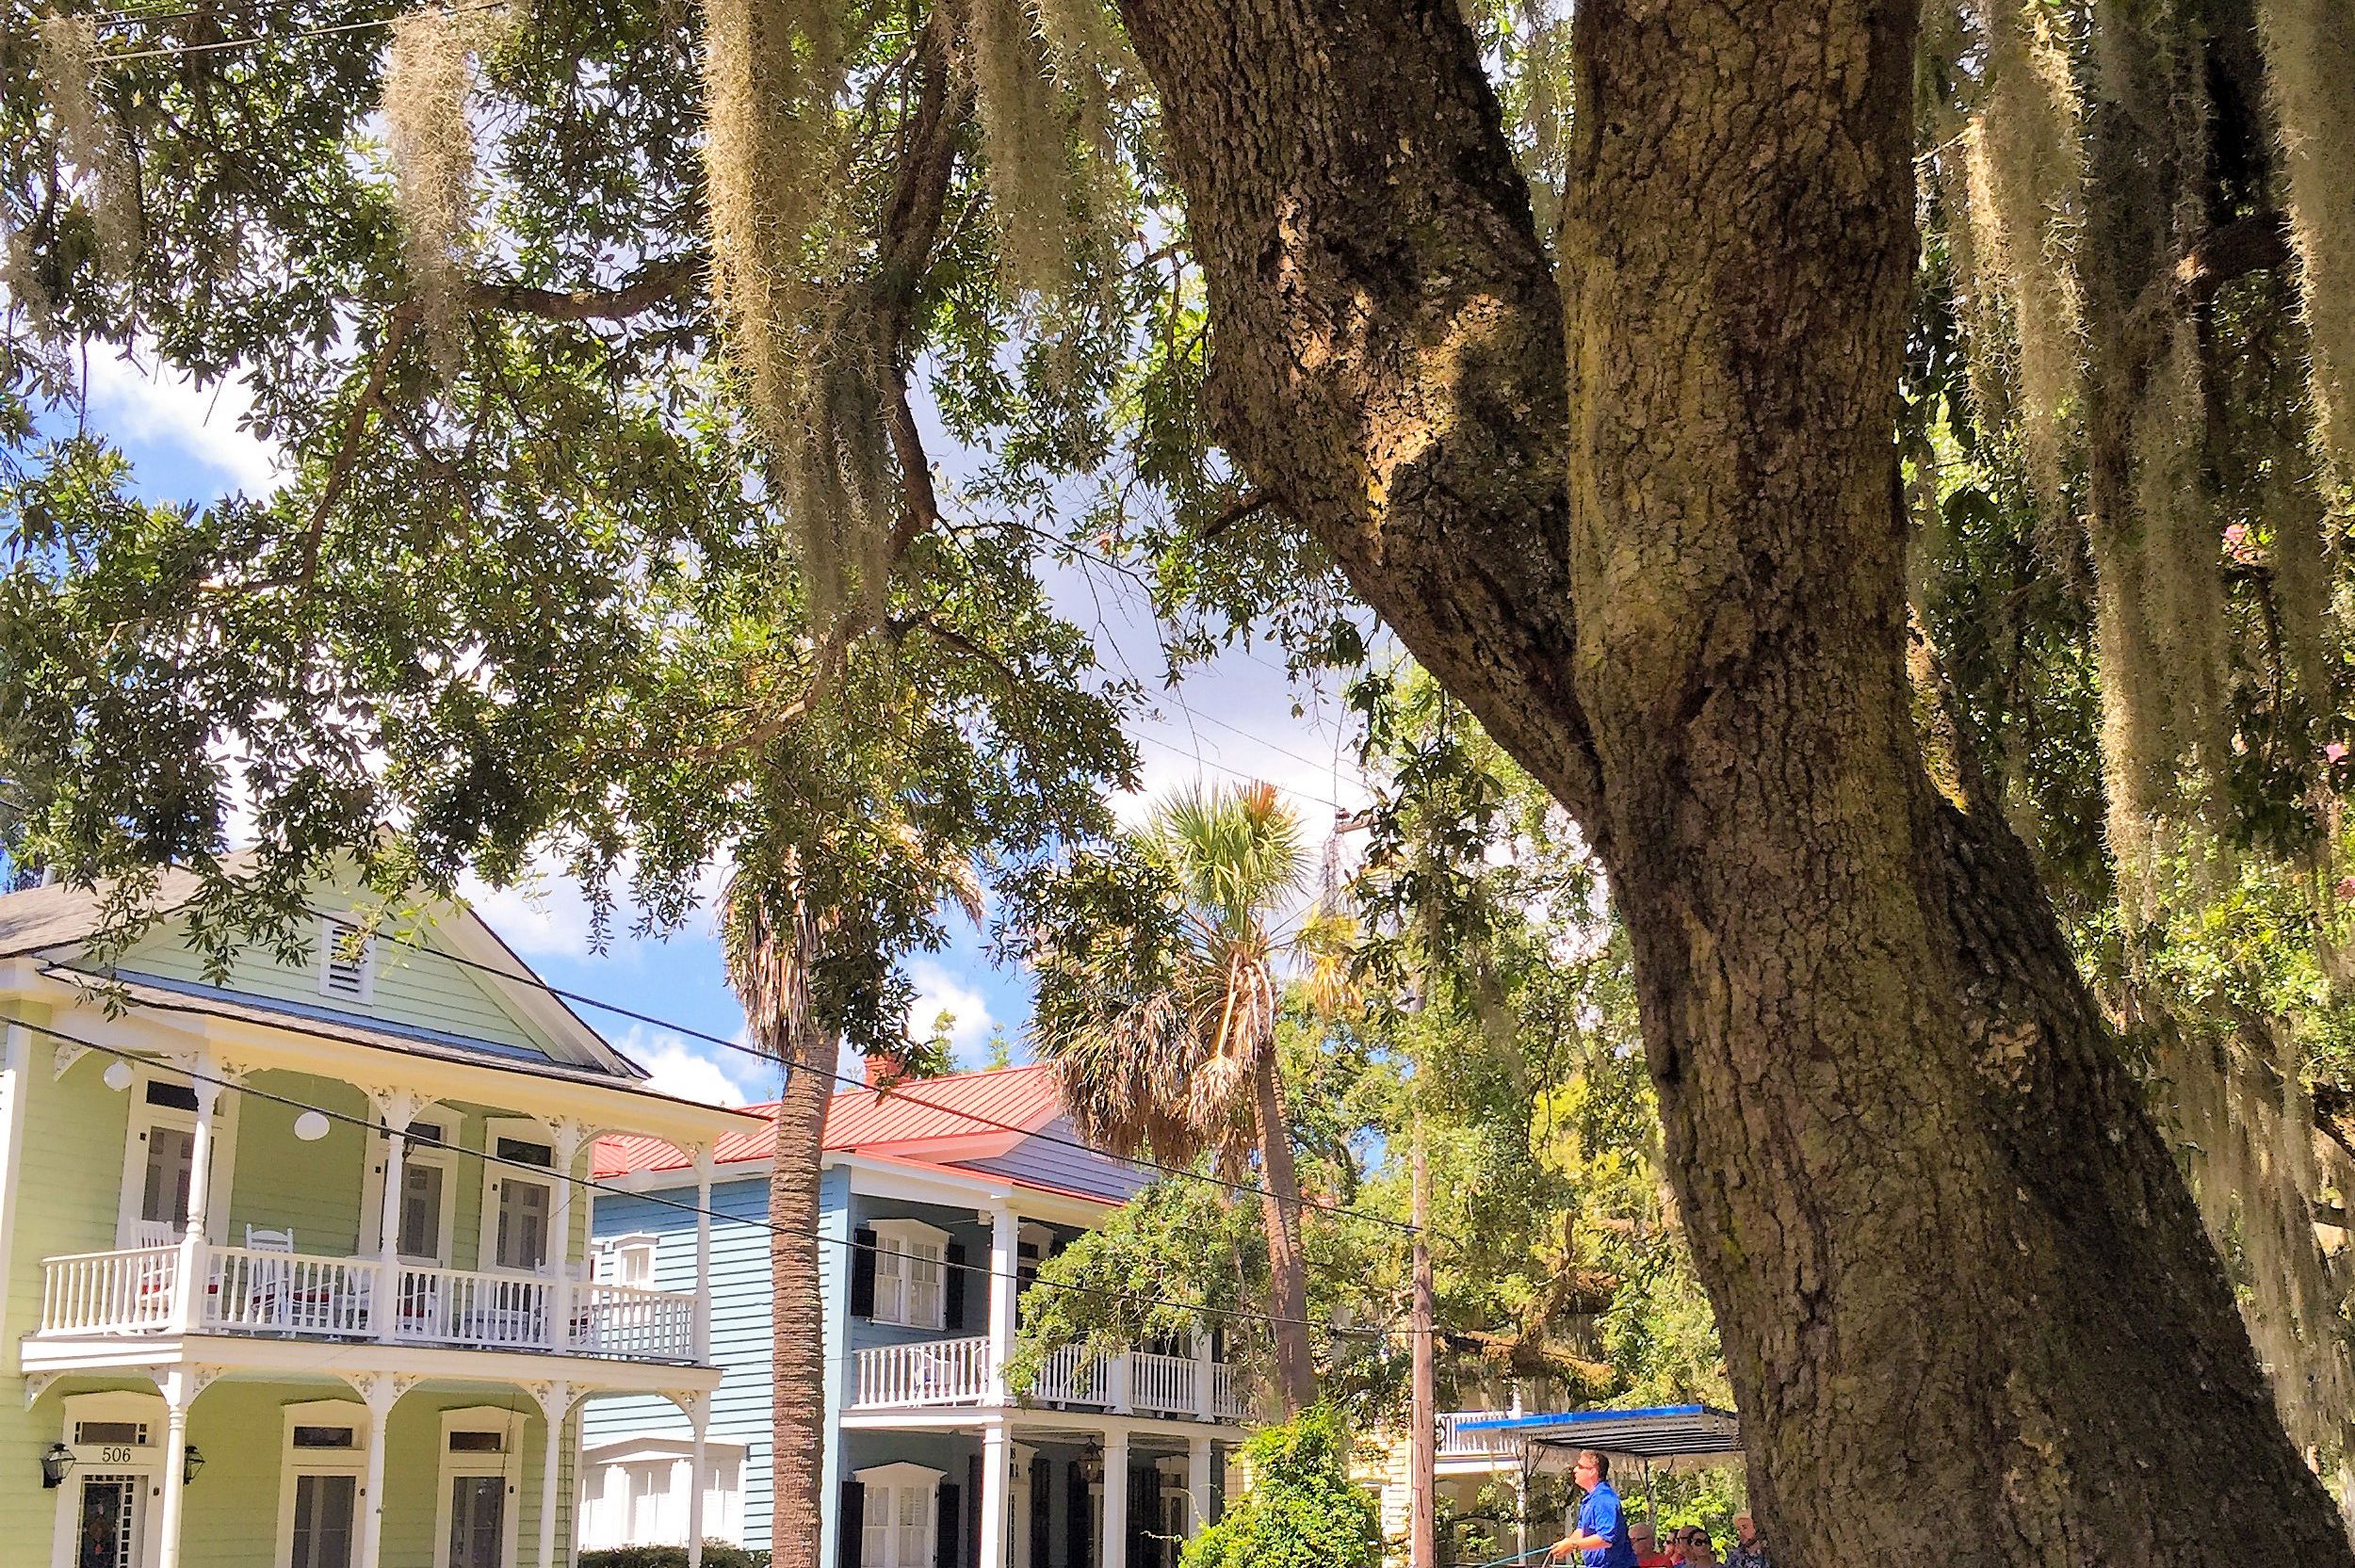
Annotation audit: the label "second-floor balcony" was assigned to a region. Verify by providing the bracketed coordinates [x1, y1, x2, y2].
[849, 1334, 1250, 1422]
[36, 1237, 701, 1362]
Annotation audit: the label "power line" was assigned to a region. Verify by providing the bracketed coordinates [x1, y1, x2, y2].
[5, 1008, 1454, 1339]
[258, 908, 1442, 1242]
[91, 0, 513, 64]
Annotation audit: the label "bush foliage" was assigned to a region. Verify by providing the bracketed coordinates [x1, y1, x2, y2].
[1179, 1407, 1380, 1568]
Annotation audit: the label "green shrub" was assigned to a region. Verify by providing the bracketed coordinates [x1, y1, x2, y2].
[577, 1544, 767, 1568]
[1179, 1407, 1381, 1568]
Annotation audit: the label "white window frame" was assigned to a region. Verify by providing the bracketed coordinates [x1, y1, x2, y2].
[478, 1117, 559, 1276]
[432, 1406, 526, 1568]
[867, 1218, 950, 1330]
[276, 1398, 368, 1568]
[853, 1462, 943, 1568]
[114, 1063, 239, 1250]
[316, 914, 379, 1003]
[47, 1390, 168, 1568]
[359, 1106, 462, 1267]
[593, 1233, 659, 1287]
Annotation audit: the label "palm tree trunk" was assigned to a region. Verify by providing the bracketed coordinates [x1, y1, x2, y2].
[1250, 1046, 1316, 1412]
[729, 890, 837, 1568]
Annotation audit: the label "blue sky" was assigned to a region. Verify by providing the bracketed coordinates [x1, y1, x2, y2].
[73, 345, 1374, 1107]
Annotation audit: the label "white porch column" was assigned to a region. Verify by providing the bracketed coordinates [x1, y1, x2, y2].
[692, 1146, 715, 1362]
[683, 1392, 711, 1568]
[545, 1120, 587, 1351]
[1100, 1430, 1130, 1568]
[534, 1381, 574, 1568]
[0, 1022, 31, 1370]
[353, 1375, 404, 1568]
[172, 1057, 222, 1334]
[370, 1091, 420, 1345]
[1185, 1437, 1213, 1536]
[985, 1204, 1018, 1401]
[153, 1367, 206, 1568]
[979, 1418, 1011, 1568]
[1191, 1332, 1214, 1420]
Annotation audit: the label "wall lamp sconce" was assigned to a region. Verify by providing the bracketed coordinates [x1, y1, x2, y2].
[183, 1445, 204, 1485]
[41, 1443, 73, 1488]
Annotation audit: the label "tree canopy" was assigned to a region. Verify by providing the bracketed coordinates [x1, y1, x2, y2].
[8, 0, 2355, 1555]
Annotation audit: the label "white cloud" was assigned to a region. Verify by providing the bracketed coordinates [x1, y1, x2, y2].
[906, 958, 996, 1064]
[612, 1024, 753, 1108]
[80, 349, 284, 497]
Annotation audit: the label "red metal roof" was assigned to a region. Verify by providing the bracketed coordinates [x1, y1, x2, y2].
[593, 1061, 1066, 1180]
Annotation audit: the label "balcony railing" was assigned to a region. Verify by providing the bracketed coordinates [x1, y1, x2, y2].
[853, 1336, 1249, 1421]
[1437, 1410, 1520, 1459]
[855, 1334, 997, 1407]
[36, 1243, 700, 1363]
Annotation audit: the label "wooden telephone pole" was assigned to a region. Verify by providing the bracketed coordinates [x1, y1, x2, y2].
[1411, 1116, 1436, 1568]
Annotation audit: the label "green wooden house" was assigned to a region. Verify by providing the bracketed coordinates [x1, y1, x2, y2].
[0, 868, 755, 1568]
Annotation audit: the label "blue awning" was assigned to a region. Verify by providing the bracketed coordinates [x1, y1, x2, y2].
[1456, 1404, 1743, 1463]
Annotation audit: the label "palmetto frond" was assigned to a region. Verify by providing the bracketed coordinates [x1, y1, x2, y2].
[1031, 781, 1307, 1164]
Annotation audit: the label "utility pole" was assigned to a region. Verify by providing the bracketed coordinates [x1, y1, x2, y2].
[1410, 1115, 1436, 1568]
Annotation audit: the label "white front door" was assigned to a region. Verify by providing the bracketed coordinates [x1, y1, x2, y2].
[493, 1175, 550, 1271]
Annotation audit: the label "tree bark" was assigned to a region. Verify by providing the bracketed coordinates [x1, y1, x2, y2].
[1252, 1044, 1317, 1413]
[730, 894, 837, 1568]
[1113, 0, 2355, 1558]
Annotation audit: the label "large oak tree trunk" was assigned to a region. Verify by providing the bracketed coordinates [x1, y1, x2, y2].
[1113, 0, 2354, 1558]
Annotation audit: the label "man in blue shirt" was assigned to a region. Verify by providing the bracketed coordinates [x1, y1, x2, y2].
[1549, 1449, 1641, 1568]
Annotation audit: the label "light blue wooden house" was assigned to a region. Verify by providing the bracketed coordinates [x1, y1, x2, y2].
[583, 1063, 1250, 1568]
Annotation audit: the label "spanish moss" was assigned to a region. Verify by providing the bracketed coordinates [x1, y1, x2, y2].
[2253, 0, 2355, 491]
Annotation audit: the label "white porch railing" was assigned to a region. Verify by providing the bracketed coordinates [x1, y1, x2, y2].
[40, 1246, 178, 1335]
[205, 1246, 373, 1335]
[1031, 1342, 1113, 1405]
[1211, 1362, 1248, 1421]
[854, 1334, 995, 1407]
[1438, 1410, 1519, 1459]
[573, 1282, 697, 1360]
[1128, 1351, 1196, 1415]
[390, 1264, 550, 1350]
[853, 1337, 1248, 1422]
[35, 1244, 701, 1364]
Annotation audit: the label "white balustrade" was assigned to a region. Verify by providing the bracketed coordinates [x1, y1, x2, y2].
[1212, 1362, 1249, 1421]
[36, 1244, 698, 1364]
[39, 1246, 179, 1335]
[1031, 1342, 1114, 1405]
[853, 1335, 995, 1408]
[1128, 1350, 1197, 1415]
[203, 1246, 374, 1334]
[393, 1264, 551, 1349]
[1438, 1410, 1519, 1458]
[573, 1282, 698, 1361]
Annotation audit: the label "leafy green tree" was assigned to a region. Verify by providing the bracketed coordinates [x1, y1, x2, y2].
[12, 0, 2355, 1552]
[1178, 1407, 1380, 1568]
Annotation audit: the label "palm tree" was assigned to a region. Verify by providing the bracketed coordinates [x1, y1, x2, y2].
[723, 876, 836, 1568]
[724, 834, 982, 1568]
[1030, 781, 1320, 1412]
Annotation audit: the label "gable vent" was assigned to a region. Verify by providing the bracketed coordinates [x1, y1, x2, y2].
[320, 918, 374, 1001]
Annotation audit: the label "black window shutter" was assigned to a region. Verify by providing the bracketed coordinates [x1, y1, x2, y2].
[936, 1482, 962, 1568]
[1029, 1455, 1052, 1568]
[851, 1228, 877, 1317]
[838, 1482, 865, 1568]
[966, 1452, 983, 1568]
[1066, 1460, 1089, 1568]
[944, 1240, 967, 1328]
